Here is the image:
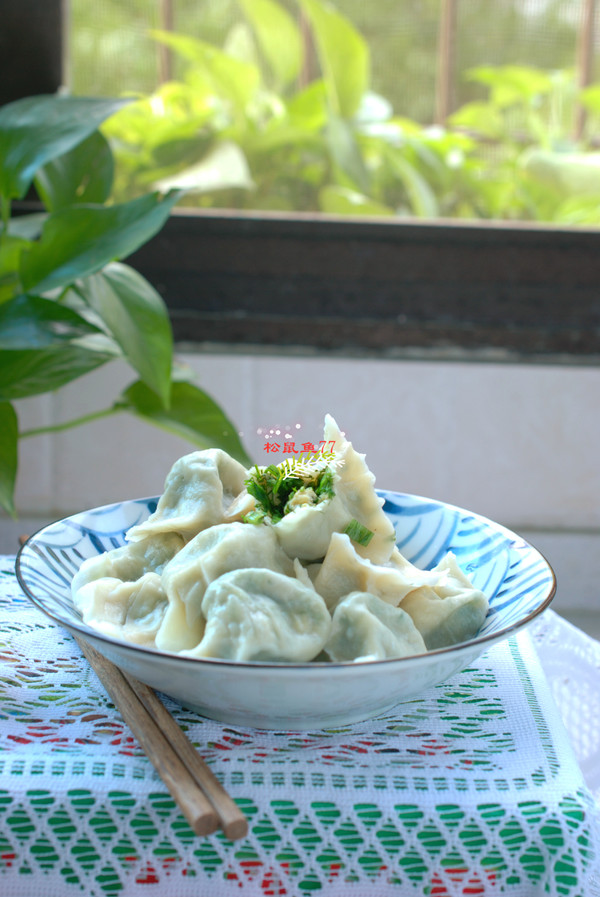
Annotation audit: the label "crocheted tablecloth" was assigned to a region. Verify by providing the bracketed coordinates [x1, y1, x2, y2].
[0, 555, 599, 896]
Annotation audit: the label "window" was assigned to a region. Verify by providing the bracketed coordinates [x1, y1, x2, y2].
[3, 0, 600, 361]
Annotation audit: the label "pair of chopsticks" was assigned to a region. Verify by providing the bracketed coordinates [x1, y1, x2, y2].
[74, 635, 248, 840]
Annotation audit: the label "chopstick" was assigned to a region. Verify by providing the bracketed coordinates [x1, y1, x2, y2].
[74, 635, 248, 841]
[121, 670, 248, 840]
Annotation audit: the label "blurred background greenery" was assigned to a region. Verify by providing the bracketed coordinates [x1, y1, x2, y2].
[69, 0, 592, 117]
[66, 0, 600, 224]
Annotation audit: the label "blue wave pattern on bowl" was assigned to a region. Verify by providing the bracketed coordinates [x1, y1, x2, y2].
[18, 498, 157, 627]
[17, 492, 554, 649]
[381, 490, 553, 637]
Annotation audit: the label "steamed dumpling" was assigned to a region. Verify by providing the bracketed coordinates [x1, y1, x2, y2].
[156, 522, 293, 652]
[183, 568, 331, 662]
[324, 591, 426, 662]
[323, 415, 397, 563]
[74, 572, 168, 647]
[400, 553, 489, 649]
[246, 415, 396, 562]
[271, 492, 352, 561]
[67, 418, 490, 664]
[71, 532, 184, 595]
[126, 449, 247, 542]
[314, 532, 441, 611]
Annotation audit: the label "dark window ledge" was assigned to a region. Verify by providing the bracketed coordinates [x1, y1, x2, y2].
[127, 210, 600, 365]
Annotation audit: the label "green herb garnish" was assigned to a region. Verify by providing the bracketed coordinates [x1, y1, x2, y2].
[244, 464, 304, 523]
[315, 465, 335, 500]
[242, 454, 340, 524]
[242, 508, 268, 526]
[343, 518, 374, 547]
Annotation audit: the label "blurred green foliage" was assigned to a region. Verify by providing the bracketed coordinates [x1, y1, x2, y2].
[70, 0, 583, 122]
[72, 0, 600, 224]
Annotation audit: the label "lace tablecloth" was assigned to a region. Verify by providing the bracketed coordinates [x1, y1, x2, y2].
[0, 555, 599, 896]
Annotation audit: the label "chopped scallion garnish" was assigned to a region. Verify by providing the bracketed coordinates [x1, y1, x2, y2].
[243, 456, 339, 524]
[242, 509, 268, 526]
[344, 518, 374, 547]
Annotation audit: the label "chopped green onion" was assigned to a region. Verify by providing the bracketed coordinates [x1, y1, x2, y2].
[243, 459, 337, 524]
[242, 509, 268, 525]
[344, 519, 374, 547]
[315, 466, 335, 499]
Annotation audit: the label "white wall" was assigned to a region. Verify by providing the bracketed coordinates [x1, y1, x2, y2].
[3, 352, 600, 628]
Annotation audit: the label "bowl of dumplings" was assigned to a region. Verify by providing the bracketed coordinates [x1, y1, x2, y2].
[16, 415, 556, 730]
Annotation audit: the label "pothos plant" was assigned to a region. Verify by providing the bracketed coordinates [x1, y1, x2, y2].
[0, 94, 251, 517]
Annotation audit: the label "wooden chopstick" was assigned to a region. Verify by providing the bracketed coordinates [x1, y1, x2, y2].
[74, 635, 248, 841]
[122, 671, 249, 841]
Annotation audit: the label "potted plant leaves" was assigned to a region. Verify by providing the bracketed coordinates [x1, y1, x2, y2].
[0, 94, 251, 517]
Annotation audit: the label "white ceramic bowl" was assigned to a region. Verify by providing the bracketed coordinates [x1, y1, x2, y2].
[16, 491, 556, 730]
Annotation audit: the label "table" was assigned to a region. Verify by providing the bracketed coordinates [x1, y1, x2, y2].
[1, 554, 599, 896]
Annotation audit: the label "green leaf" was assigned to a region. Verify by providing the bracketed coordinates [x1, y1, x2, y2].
[466, 65, 553, 108]
[0, 235, 30, 304]
[385, 150, 439, 218]
[101, 86, 216, 154]
[239, 0, 303, 88]
[224, 21, 259, 68]
[0, 95, 129, 200]
[151, 31, 260, 111]
[20, 190, 180, 294]
[301, 0, 369, 119]
[581, 84, 600, 115]
[319, 185, 393, 217]
[520, 149, 600, 197]
[154, 141, 254, 193]
[448, 102, 504, 141]
[552, 194, 600, 225]
[0, 294, 102, 349]
[326, 115, 369, 193]
[35, 130, 114, 212]
[0, 341, 118, 401]
[150, 134, 214, 173]
[245, 121, 322, 155]
[0, 402, 18, 517]
[287, 80, 328, 131]
[119, 379, 252, 466]
[81, 263, 172, 407]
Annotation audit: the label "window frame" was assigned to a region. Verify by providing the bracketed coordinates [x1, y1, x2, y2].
[125, 208, 600, 364]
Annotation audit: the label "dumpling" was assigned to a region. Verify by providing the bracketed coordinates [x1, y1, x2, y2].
[182, 568, 332, 662]
[293, 558, 317, 590]
[71, 532, 184, 595]
[400, 553, 489, 649]
[74, 572, 168, 647]
[242, 415, 396, 562]
[270, 491, 352, 561]
[313, 532, 441, 611]
[162, 522, 294, 618]
[243, 455, 353, 561]
[324, 591, 426, 662]
[323, 414, 397, 563]
[126, 449, 247, 542]
[222, 488, 256, 523]
[156, 522, 293, 652]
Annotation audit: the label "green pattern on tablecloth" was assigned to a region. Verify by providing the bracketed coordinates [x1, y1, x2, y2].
[0, 788, 596, 895]
[0, 557, 599, 896]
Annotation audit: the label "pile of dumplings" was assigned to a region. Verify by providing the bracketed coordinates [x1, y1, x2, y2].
[72, 415, 489, 664]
